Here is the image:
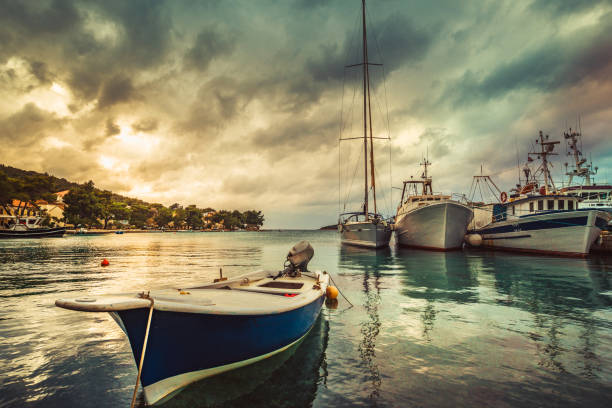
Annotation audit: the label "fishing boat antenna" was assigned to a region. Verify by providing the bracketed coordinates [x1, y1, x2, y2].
[563, 120, 597, 186]
[529, 130, 559, 194]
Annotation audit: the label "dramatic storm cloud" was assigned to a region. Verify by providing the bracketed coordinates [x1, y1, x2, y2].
[1, 0, 611, 228]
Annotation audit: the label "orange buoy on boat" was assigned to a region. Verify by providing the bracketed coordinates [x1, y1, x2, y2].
[101, 259, 110, 267]
[326, 285, 338, 300]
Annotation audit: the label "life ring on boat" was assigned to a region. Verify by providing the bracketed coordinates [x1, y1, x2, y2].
[500, 191, 508, 203]
[539, 186, 546, 195]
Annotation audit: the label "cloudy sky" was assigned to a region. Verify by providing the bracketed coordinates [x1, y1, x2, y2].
[1, 0, 611, 228]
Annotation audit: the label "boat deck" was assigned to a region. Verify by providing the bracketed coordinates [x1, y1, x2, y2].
[56, 271, 328, 315]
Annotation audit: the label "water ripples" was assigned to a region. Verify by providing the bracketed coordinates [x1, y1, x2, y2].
[1, 231, 611, 407]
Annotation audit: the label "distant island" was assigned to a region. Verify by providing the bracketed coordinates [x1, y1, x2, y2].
[320, 224, 337, 230]
[0, 164, 264, 231]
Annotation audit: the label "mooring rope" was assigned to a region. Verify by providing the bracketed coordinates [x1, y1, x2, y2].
[130, 293, 155, 408]
[327, 272, 354, 308]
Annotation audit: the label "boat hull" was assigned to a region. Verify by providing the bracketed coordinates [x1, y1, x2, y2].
[113, 294, 325, 405]
[0, 227, 65, 238]
[395, 202, 473, 250]
[340, 220, 392, 248]
[474, 209, 609, 256]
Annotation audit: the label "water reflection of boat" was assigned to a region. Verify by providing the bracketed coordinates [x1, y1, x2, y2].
[396, 248, 479, 304]
[395, 249, 479, 340]
[339, 245, 394, 402]
[159, 314, 329, 408]
[473, 253, 609, 377]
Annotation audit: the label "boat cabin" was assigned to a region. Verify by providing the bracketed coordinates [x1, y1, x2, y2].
[494, 194, 580, 221]
[560, 185, 612, 210]
[339, 211, 384, 224]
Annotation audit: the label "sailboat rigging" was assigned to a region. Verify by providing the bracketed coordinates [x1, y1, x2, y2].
[338, 0, 392, 248]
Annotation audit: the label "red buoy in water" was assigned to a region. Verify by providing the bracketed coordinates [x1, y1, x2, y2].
[101, 259, 110, 267]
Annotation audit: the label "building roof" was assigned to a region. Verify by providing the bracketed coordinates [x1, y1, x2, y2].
[55, 190, 70, 197]
[11, 199, 36, 208]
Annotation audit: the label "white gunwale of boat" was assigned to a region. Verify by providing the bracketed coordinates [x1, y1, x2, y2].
[397, 199, 471, 218]
[55, 270, 329, 316]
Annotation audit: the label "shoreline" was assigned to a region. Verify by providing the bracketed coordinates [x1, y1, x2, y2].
[65, 229, 256, 235]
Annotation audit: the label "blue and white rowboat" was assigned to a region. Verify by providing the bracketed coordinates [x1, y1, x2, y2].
[56, 246, 329, 405]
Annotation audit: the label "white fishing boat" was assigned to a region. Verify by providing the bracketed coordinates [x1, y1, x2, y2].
[467, 131, 611, 256]
[56, 241, 330, 405]
[337, 0, 392, 249]
[395, 158, 473, 250]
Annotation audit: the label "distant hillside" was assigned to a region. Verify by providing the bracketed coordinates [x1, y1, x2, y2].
[0, 164, 156, 207]
[320, 224, 337, 230]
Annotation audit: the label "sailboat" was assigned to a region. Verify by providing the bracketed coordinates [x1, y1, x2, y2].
[337, 0, 392, 249]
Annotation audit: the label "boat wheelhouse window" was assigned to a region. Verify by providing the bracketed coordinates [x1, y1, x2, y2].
[601, 193, 607, 199]
[529, 202, 534, 212]
[558, 200, 565, 210]
[537, 200, 543, 211]
[568, 200, 574, 210]
[511, 205, 515, 215]
[547, 200, 554, 210]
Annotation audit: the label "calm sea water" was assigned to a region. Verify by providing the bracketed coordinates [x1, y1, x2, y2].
[1, 230, 611, 407]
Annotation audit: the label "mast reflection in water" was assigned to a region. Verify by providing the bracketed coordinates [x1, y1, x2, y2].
[1, 231, 611, 407]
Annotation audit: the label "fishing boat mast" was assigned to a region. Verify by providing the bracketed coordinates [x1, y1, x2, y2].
[563, 127, 597, 186]
[528, 131, 559, 194]
[420, 156, 432, 195]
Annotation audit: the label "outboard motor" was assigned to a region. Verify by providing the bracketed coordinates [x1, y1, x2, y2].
[276, 241, 314, 278]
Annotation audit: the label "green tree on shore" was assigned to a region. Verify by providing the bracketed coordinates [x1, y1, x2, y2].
[110, 202, 131, 225]
[98, 190, 113, 229]
[185, 205, 203, 229]
[0, 171, 16, 206]
[244, 210, 265, 227]
[63, 181, 102, 226]
[155, 207, 173, 228]
[129, 204, 152, 228]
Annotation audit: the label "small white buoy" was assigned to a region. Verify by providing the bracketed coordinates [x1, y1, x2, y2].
[465, 234, 482, 247]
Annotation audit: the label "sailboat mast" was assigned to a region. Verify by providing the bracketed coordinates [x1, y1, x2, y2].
[366, 26, 377, 215]
[361, 0, 369, 219]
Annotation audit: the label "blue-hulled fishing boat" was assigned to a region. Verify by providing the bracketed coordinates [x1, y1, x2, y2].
[467, 131, 611, 256]
[55, 241, 329, 405]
